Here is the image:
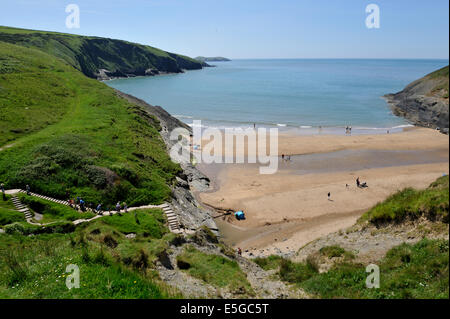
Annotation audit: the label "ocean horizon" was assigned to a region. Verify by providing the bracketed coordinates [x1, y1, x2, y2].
[106, 58, 449, 132]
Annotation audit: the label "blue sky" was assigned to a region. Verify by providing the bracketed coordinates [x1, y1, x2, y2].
[0, 0, 448, 59]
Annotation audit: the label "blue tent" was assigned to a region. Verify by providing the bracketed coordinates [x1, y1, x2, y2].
[234, 211, 245, 220]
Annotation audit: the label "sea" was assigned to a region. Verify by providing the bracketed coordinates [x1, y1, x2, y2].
[106, 59, 448, 135]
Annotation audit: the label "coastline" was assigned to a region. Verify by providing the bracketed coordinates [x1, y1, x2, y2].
[195, 127, 449, 258]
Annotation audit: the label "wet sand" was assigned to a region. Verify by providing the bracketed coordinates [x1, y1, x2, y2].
[196, 127, 449, 257]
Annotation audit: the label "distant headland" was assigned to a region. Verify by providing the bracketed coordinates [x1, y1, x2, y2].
[195, 56, 231, 62]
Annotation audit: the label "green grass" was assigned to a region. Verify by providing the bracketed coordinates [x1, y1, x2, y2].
[100, 209, 168, 238]
[253, 255, 284, 270]
[0, 204, 181, 298]
[0, 233, 176, 298]
[296, 239, 449, 299]
[359, 175, 449, 224]
[177, 245, 254, 295]
[0, 195, 25, 226]
[0, 40, 181, 207]
[0, 209, 24, 226]
[427, 66, 449, 98]
[319, 246, 355, 259]
[267, 239, 448, 299]
[17, 194, 94, 223]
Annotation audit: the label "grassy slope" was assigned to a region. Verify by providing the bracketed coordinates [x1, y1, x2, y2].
[176, 245, 254, 296]
[360, 175, 449, 224]
[0, 208, 183, 298]
[255, 176, 449, 299]
[0, 26, 203, 79]
[0, 40, 180, 206]
[428, 65, 449, 98]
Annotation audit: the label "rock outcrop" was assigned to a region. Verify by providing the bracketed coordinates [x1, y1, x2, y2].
[384, 66, 449, 134]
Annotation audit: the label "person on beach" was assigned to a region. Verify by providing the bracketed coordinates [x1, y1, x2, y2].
[328, 192, 331, 200]
[26, 184, 30, 195]
[237, 247, 242, 256]
[356, 177, 360, 188]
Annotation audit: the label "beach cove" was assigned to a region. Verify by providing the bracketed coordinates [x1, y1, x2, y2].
[195, 127, 449, 257]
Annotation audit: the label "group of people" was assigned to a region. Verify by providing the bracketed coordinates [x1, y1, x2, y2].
[345, 126, 352, 135]
[67, 197, 128, 215]
[281, 154, 291, 162]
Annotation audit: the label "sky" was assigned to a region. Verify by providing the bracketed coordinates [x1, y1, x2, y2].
[0, 0, 448, 59]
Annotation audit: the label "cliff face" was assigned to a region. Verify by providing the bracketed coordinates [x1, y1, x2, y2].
[0, 26, 205, 80]
[384, 66, 449, 134]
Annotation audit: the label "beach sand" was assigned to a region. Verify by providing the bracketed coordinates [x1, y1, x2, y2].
[195, 127, 449, 257]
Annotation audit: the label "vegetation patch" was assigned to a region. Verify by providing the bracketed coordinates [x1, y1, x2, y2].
[177, 245, 254, 295]
[360, 175, 449, 224]
[253, 255, 284, 271]
[274, 239, 448, 299]
[100, 209, 167, 238]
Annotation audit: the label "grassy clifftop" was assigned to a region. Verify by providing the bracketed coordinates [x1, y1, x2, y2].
[0, 40, 179, 206]
[0, 26, 204, 79]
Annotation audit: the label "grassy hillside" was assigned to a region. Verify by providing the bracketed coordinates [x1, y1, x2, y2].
[0, 26, 203, 79]
[428, 65, 449, 99]
[0, 208, 183, 298]
[0, 40, 180, 206]
[359, 175, 449, 224]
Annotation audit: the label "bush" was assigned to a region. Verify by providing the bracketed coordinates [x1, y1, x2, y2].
[279, 258, 318, 283]
[319, 246, 346, 258]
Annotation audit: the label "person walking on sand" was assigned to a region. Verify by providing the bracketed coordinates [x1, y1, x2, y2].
[356, 177, 360, 188]
[328, 192, 331, 200]
[237, 247, 242, 256]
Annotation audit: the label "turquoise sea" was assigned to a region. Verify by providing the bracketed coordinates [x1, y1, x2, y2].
[106, 59, 448, 132]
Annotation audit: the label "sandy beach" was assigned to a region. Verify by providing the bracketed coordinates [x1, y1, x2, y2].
[195, 127, 449, 257]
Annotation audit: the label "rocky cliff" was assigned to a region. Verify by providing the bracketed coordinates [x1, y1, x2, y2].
[384, 66, 449, 134]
